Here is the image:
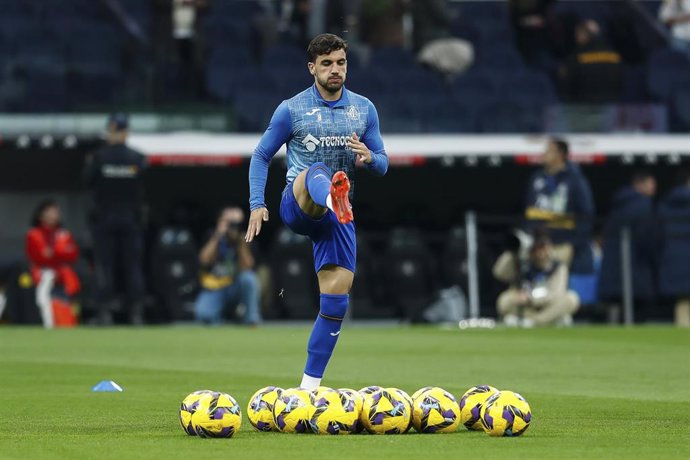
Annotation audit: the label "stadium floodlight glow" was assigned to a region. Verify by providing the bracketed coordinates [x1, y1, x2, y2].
[668, 153, 681, 165]
[16, 135, 30, 149]
[40, 135, 54, 148]
[644, 153, 657, 164]
[488, 156, 502, 167]
[621, 154, 634, 165]
[463, 156, 478, 166]
[440, 156, 455, 167]
[63, 135, 78, 149]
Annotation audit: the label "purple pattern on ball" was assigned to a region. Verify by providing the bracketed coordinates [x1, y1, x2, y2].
[276, 415, 286, 430]
[459, 395, 468, 410]
[181, 418, 195, 436]
[502, 407, 515, 425]
[524, 412, 532, 423]
[295, 421, 308, 433]
[483, 411, 494, 429]
[217, 426, 234, 437]
[442, 409, 456, 420]
[257, 421, 271, 431]
[373, 413, 384, 425]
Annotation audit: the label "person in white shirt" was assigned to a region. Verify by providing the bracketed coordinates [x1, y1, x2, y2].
[659, 0, 690, 50]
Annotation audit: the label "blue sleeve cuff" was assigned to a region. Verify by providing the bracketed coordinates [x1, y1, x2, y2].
[366, 150, 388, 176]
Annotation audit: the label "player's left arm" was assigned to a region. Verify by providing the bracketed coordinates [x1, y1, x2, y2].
[348, 100, 388, 176]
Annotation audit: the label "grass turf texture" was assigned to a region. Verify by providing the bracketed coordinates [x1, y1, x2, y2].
[1, 326, 689, 459]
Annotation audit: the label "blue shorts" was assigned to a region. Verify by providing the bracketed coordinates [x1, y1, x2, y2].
[279, 181, 356, 273]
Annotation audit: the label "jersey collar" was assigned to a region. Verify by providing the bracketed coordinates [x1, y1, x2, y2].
[311, 84, 350, 108]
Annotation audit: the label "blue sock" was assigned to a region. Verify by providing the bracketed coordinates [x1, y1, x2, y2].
[305, 162, 333, 208]
[304, 293, 348, 378]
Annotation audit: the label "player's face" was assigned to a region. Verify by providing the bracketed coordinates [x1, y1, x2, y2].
[309, 49, 347, 94]
[640, 177, 657, 197]
[41, 205, 60, 228]
[542, 141, 561, 169]
[531, 244, 551, 266]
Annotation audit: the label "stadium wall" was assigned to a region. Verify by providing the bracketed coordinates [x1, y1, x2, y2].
[1, 133, 688, 256]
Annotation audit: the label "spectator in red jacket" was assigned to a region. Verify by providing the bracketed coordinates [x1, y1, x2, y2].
[25, 200, 80, 298]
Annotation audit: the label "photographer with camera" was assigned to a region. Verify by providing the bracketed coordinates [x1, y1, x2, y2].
[493, 229, 580, 327]
[195, 207, 262, 326]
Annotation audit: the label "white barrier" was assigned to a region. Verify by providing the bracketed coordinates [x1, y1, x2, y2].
[126, 133, 690, 165]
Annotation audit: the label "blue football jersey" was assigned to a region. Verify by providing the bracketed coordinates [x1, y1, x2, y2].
[249, 84, 388, 211]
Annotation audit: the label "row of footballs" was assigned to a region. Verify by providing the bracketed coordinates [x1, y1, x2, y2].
[180, 385, 532, 438]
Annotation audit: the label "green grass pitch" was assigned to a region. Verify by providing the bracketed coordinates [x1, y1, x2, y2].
[1, 325, 689, 459]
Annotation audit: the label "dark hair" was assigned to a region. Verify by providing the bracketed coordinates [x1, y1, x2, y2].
[550, 137, 569, 158]
[31, 199, 60, 227]
[307, 33, 347, 62]
[631, 170, 654, 185]
[530, 227, 551, 251]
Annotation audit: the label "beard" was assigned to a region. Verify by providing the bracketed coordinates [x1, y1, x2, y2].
[317, 75, 344, 93]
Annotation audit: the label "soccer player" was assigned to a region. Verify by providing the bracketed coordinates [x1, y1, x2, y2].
[245, 33, 388, 390]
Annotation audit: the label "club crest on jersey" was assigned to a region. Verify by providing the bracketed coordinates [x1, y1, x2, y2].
[302, 133, 321, 152]
[346, 105, 360, 120]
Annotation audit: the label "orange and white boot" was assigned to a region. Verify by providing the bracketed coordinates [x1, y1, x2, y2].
[329, 171, 353, 224]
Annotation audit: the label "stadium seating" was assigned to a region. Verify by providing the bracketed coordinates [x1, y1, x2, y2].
[350, 234, 397, 319]
[479, 102, 544, 133]
[646, 48, 690, 101]
[150, 227, 200, 322]
[382, 228, 436, 321]
[0, 0, 682, 133]
[673, 89, 690, 129]
[474, 43, 524, 70]
[270, 228, 319, 320]
[369, 46, 417, 70]
[262, 44, 307, 70]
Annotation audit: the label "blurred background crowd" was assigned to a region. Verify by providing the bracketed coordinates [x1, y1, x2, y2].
[1, 0, 690, 131]
[1, 0, 690, 328]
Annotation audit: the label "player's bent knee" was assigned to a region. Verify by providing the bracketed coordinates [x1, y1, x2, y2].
[293, 169, 326, 218]
[293, 170, 311, 203]
[317, 266, 354, 294]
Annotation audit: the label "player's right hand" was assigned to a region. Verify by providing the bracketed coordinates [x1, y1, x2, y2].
[245, 207, 269, 243]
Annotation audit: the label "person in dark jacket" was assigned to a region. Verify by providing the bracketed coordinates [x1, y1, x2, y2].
[83, 114, 148, 325]
[508, 0, 557, 67]
[524, 137, 595, 274]
[658, 171, 690, 327]
[598, 172, 657, 320]
[558, 19, 622, 103]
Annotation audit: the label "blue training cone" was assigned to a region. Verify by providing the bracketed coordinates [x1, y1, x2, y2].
[92, 380, 124, 392]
